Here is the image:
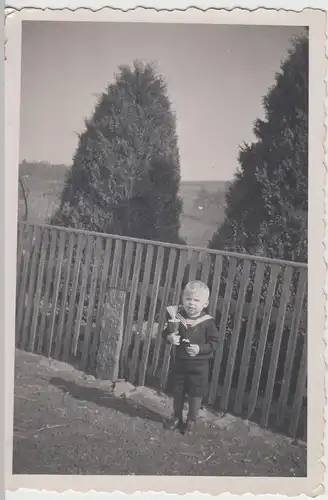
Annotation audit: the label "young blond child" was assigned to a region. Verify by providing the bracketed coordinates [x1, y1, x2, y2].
[162, 280, 220, 434]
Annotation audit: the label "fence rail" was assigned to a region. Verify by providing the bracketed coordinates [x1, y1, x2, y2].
[15, 222, 308, 439]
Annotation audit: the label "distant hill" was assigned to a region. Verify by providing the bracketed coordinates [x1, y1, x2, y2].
[179, 181, 229, 247]
[18, 161, 68, 223]
[18, 162, 229, 248]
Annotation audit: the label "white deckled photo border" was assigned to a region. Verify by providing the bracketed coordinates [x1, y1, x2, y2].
[3, 5, 327, 497]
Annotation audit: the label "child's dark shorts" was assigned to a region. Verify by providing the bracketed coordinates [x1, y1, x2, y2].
[171, 358, 209, 398]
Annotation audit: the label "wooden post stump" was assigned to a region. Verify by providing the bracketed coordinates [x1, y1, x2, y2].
[96, 289, 125, 381]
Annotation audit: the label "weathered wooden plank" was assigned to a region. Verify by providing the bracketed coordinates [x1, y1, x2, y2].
[247, 264, 281, 418]
[28, 229, 50, 352]
[172, 249, 189, 304]
[130, 245, 154, 383]
[288, 335, 307, 438]
[120, 241, 134, 290]
[138, 246, 165, 386]
[276, 268, 307, 427]
[208, 257, 238, 405]
[53, 232, 75, 358]
[15, 224, 24, 332]
[36, 229, 58, 353]
[21, 226, 42, 350]
[16, 224, 25, 306]
[160, 248, 189, 388]
[234, 262, 266, 414]
[45, 231, 66, 357]
[120, 243, 143, 374]
[220, 259, 251, 411]
[80, 237, 103, 369]
[200, 253, 212, 285]
[71, 235, 94, 356]
[63, 234, 86, 359]
[109, 239, 123, 288]
[208, 254, 223, 317]
[188, 250, 200, 281]
[16, 223, 24, 262]
[90, 237, 113, 361]
[16, 224, 35, 345]
[150, 248, 177, 377]
[261, 265, 293, 428]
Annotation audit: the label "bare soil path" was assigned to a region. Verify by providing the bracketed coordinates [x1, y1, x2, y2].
[13, 349, 306, 476]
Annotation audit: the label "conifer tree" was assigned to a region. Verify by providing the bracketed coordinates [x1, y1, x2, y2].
[51, 61, 184, 244]
[210, 35, 308, 263]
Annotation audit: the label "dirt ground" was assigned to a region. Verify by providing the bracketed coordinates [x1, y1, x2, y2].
[12, 349, 306, 476]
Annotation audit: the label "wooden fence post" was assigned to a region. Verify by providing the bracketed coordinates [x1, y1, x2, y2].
[96, 289, 126, 381]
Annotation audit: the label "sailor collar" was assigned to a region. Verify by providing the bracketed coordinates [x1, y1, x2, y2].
[166, 305, 212, 329]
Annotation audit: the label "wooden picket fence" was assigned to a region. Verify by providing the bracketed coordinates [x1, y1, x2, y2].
[15, 221, 308, 439]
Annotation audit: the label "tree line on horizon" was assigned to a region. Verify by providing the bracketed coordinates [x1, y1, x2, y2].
[22, 33, 308, 263]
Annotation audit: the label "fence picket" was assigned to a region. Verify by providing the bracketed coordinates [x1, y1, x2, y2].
[220, 259, 251, 411]
[36, 229, 58, 353]
[276, 269, 307, 427]
[81, 237, 103, 369]
[261, 265, 293, 428]
[201, 254, 212, 284]
[120, 241, 134, 290]
[16, 223, 24, 267]
[21, 226, 42, 350]
[28, 229, 50, 352]
[109, 239, 123, 288]
[208, 257, 238, 404]
[72, 235, 94, 357]
[172, 249, 189, 302]
[160, 249, 189, 388]
[120, 243, 143, 374]
[16, 224, 25, 307]
[16, 224, 34, 345]
[188, 250, 199, 281]
[46, 231, 66, 357]
[208, 255, 223, 317]
[138, 246, 165, 386]
[150, 248, 177, 377]
[234, 262, 266, 414]
[64, 234, 86, 359]
[288, 335, 307, 438]
[54, 233, 75, 358]
[247, 264, 281, 418]
[130, 245, 154, 383]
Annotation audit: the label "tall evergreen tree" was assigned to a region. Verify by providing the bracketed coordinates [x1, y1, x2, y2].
[51, 61, 184, 244]
[210, 35, 308, 263]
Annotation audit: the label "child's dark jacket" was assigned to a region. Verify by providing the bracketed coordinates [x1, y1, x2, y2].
[162, 305, 220, 362]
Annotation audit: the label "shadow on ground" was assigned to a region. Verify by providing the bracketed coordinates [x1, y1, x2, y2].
[13, 349, 307, 477]
[49, 376, 164, 424]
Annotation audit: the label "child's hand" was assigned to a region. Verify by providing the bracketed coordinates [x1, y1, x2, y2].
[167, 333, 180, 345]
[186, 344, 200, 357]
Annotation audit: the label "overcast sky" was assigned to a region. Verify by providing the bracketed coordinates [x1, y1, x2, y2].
[19, 21, 303, 181]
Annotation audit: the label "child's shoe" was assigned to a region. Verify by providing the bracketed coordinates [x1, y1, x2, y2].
[164, 416, 183, 431]
[182, 419, 196, 435]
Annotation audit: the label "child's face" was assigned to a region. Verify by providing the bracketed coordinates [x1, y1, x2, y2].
[182, 289, 209, 318]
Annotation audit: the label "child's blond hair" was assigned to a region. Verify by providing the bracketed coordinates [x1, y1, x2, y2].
[183, 280, 210, 301]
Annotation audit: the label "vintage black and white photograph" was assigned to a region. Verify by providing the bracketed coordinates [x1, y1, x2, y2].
[4, 6, 326, 496]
